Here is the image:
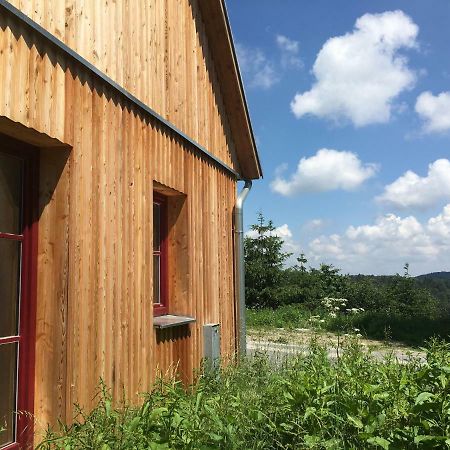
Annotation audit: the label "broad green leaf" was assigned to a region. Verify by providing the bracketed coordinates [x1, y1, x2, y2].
[280, 422, 294, 431]
[373, 392, 390, 400]
[304, 406, 316, 420]
[415, 392, 434, 405]
[304, 434, 320, 447]
[347, 414, 364, 429]
[128, 416, 140, 432]
[367, 436, 390, 449]
[208, 432, 223, 442]
[105, 400, 112, 418]
[150, 407, 169, 421]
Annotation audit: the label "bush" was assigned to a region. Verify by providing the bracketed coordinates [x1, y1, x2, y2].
[328, 312, 450, 346]
[37, 341, 450, 449]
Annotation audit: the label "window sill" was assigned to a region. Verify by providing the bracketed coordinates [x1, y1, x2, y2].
[153, 314, 196, 329]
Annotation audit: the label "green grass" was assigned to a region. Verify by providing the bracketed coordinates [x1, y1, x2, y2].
[37, 340, 450, 449]
[246, 304, 314, 330]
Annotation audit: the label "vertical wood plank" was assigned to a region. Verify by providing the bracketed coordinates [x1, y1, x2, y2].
[1, 0, 242, 429]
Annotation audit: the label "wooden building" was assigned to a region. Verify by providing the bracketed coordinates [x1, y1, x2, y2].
[0, 0, 262, 447]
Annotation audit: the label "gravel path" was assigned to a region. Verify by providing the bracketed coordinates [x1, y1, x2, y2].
[247, 331, 425, 364]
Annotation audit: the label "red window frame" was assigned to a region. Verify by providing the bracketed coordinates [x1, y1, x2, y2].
[0, 142, 39, 450]
[153, 192, 168, 317]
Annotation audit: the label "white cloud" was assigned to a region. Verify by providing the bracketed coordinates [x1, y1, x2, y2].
[415, 91, 450, 133]
[236, 43, 279, 89]
[346, 215, 424, 241]
[246, 223, 292, 240]
[244, 207, 450, 274]
[246, 223, 300, 261]
[276, 35, 303, 69]
[273, 223, 293, 240]
[271, 149, 378, 196]
[427, 204, 450, 240]
[291, 10, 418, 126]
[304, 219, 325, 231]
[377, 159, 450, 209]
[308, 205, 450, 275]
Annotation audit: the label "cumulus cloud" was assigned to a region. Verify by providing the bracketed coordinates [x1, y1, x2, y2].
[246, 223, 300, 258]
[427, 204, 450, 240]
[244, 208, 450, 274]
[291, 10, 418, 126]
[377, 159, 450, 209]
[271, 149, 378, 196]
[236, 43, 279, 89]
[308, 205, 450, 275]
[415, 91, 450, 133]
[276, 35, 303, 69]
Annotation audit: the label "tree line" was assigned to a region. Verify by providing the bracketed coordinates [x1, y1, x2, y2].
[244, 214, 450, 345]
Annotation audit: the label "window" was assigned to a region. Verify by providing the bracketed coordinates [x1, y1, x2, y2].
[153, 193, 168, 316]
[0, 142, 38, 450]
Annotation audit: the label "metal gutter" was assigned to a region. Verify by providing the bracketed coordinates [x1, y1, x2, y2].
[234, 180, 252, 356]
[0, 0, 240, 180]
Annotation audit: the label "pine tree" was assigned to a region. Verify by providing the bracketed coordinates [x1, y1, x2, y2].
[297, 253, 308, 272]
[244, 212, 291, 308]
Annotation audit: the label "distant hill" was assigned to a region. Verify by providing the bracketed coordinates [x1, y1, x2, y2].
[350, 271, 450, 281]
[416, 271, 450, 280]
[350, 272, 450, 310]
[415, 273, 450, 309]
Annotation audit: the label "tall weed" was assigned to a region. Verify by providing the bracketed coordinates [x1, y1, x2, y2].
[37, 341, 450, 449]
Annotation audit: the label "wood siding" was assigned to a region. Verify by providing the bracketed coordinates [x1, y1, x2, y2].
[0, 0, 240, 435]
[6, 0, 241, 173]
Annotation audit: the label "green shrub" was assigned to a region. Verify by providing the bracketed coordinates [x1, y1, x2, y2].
[37, 341, 450, 449]
[328, 312, 450, 346]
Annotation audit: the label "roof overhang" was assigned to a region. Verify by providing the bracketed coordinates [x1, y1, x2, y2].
[197, 0, 263, 180]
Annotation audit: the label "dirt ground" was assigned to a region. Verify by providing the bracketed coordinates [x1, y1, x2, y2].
[247, 327, 425, 363]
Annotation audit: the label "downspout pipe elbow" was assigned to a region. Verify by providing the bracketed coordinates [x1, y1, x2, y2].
[234, 180, 252, 356]
[236, 180, 252, 212]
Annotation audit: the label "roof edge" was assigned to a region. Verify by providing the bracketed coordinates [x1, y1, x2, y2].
[221, 0, 262, 179]
[197, 0, 263, 180]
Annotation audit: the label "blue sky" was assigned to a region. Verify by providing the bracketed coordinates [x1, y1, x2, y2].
[227, 0, 450, 276]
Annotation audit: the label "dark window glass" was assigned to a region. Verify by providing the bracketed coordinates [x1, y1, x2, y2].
[153, 196, 167, 314]
[153, 203, 160, 252]
[0, 343, 17, 447]
[0, 153, 22, 234]
[153, 254, 160, 305]
[0, 240, 21, 338]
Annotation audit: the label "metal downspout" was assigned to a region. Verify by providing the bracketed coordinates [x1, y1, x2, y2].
[234, 180, 252, 356]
